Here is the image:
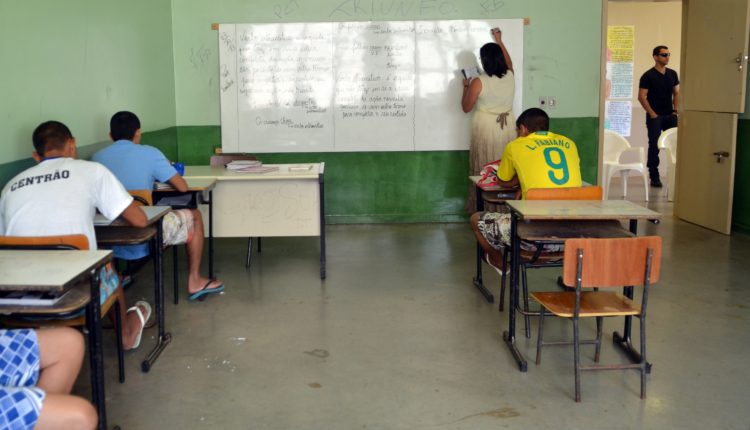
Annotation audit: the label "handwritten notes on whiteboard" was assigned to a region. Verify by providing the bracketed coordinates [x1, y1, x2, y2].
[219, 20, 523, 153]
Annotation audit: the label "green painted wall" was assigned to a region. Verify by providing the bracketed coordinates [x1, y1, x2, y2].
[733, 120, 750, 234]
[1, 0, 604, 224]
[0, 0, 176, 163]
[171, 0, 603, 125]
[167, 0, 603, 222]
[733, 35, 750, 234]
[151, 117, 598, 223]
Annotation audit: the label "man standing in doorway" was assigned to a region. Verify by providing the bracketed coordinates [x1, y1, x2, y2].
[638, 45, 680, 188]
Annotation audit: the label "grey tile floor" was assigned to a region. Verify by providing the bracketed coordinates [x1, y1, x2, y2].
[80, 186, 750, 429]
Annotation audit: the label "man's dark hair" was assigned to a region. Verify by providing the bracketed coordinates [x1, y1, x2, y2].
[652, 45, 669, 56]
[110, 111, 141, 141]
[516, 108, 550, 133]
[479, 43, 509, 78]
[32, 121, 73, 156]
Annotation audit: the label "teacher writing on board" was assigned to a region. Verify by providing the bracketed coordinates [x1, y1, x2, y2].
[461, 27, 515, 211]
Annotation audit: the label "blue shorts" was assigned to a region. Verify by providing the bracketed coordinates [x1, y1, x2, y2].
[0, 329, 45, 430]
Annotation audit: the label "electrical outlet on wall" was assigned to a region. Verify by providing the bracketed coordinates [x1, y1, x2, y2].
[539, 96, 548, 108]
[547, 97, 557, 109]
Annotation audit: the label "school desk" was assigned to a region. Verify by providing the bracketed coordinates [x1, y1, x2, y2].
[0, 250, 113, 430]
[95, 205, 172, 372]
[184, 163, 326, 279]
[503, 200, 661, 372]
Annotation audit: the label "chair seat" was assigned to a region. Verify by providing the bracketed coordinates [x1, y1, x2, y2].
[605, 161, 645, 171]
[531, 291, 640, 318]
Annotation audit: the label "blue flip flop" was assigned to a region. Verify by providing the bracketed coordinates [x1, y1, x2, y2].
[188, 279, 225, 301]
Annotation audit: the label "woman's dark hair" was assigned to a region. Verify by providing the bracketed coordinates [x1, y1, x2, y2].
[480, 43, 508, 78]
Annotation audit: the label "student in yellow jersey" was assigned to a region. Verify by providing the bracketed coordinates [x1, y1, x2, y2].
[470, 108, 582, 251]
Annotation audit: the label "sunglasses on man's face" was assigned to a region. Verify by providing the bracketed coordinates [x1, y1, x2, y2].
[657, 53, 671, 58]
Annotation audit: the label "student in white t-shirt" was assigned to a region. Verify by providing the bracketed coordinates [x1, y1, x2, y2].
[0, 121, 151, 351]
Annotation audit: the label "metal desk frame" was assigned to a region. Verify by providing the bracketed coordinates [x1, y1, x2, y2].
[502, 200, 661, 372]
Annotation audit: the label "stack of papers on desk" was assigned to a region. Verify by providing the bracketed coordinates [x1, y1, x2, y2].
[153, 182, 172, 190]
[93, 214, 114, 226]
[226, 160, 278, 173]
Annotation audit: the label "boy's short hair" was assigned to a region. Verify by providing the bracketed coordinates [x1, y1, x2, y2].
[110, 111, 141, 141]
[516, 108, 550, 133]
[32, 121, 73, 156]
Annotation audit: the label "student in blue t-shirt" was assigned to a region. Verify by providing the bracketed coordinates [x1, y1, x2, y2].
[93, 111, 224, 301]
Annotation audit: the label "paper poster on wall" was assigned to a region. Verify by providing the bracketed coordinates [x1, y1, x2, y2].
[605, 25, 635, 136]
[607, 62, 633, 99]
[605, 100, 632, 137]
[607, 26, 634, 63]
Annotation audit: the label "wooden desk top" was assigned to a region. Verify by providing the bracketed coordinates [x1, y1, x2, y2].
[95, 206, 167, 245]
[108, 206, 171, 227]
[184, 163, 323, 181]
[94, 206, 170, 227]
[507, 200, 662, 221]
[95, 226, 157, 246]
[0, 250, 112, 292]
[153, 178, 217, 193]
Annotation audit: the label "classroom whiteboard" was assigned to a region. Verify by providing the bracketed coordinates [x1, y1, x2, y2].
[218, 19, 523, 152]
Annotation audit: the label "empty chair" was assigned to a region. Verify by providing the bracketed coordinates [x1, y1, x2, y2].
[602, 130, 649, 202]
[657, 127, 677, 202]
[532, 236, 662, 402]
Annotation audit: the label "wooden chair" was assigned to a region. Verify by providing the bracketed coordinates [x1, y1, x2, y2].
[124, 190, 181, 304]
[531, 236, 661, 402]
[0, 234, 125, 383]
[210, 154, 261, 268]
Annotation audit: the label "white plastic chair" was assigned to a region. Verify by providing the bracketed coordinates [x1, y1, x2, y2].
[657, 127, 677, 202]
[602, 129, 649, 202]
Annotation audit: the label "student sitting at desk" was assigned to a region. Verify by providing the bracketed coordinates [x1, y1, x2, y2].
[93, 111, 224, 301]
[0, 121, 152, 350]
[0, 328, 97, 430]
[471, 108, 582, 251]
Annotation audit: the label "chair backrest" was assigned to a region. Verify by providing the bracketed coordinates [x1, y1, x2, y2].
[562, 236, 662, 288]
[526, 186, 603, 201]
[129, 190, 153, 206]
[209, 154, 258, 167]
[657, 127, 677, 163]
[603, 130, 631, 164]
[0, 234, 90, 251]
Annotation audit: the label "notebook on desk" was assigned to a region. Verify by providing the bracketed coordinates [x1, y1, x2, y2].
[93, 214, 114, 226]
[0, 290, 70, 306]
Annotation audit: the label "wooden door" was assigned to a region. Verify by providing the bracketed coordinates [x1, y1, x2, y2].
[676, 0, 750, 234]
[675, 112, 738, 233]
[681, 0, 750, 112]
